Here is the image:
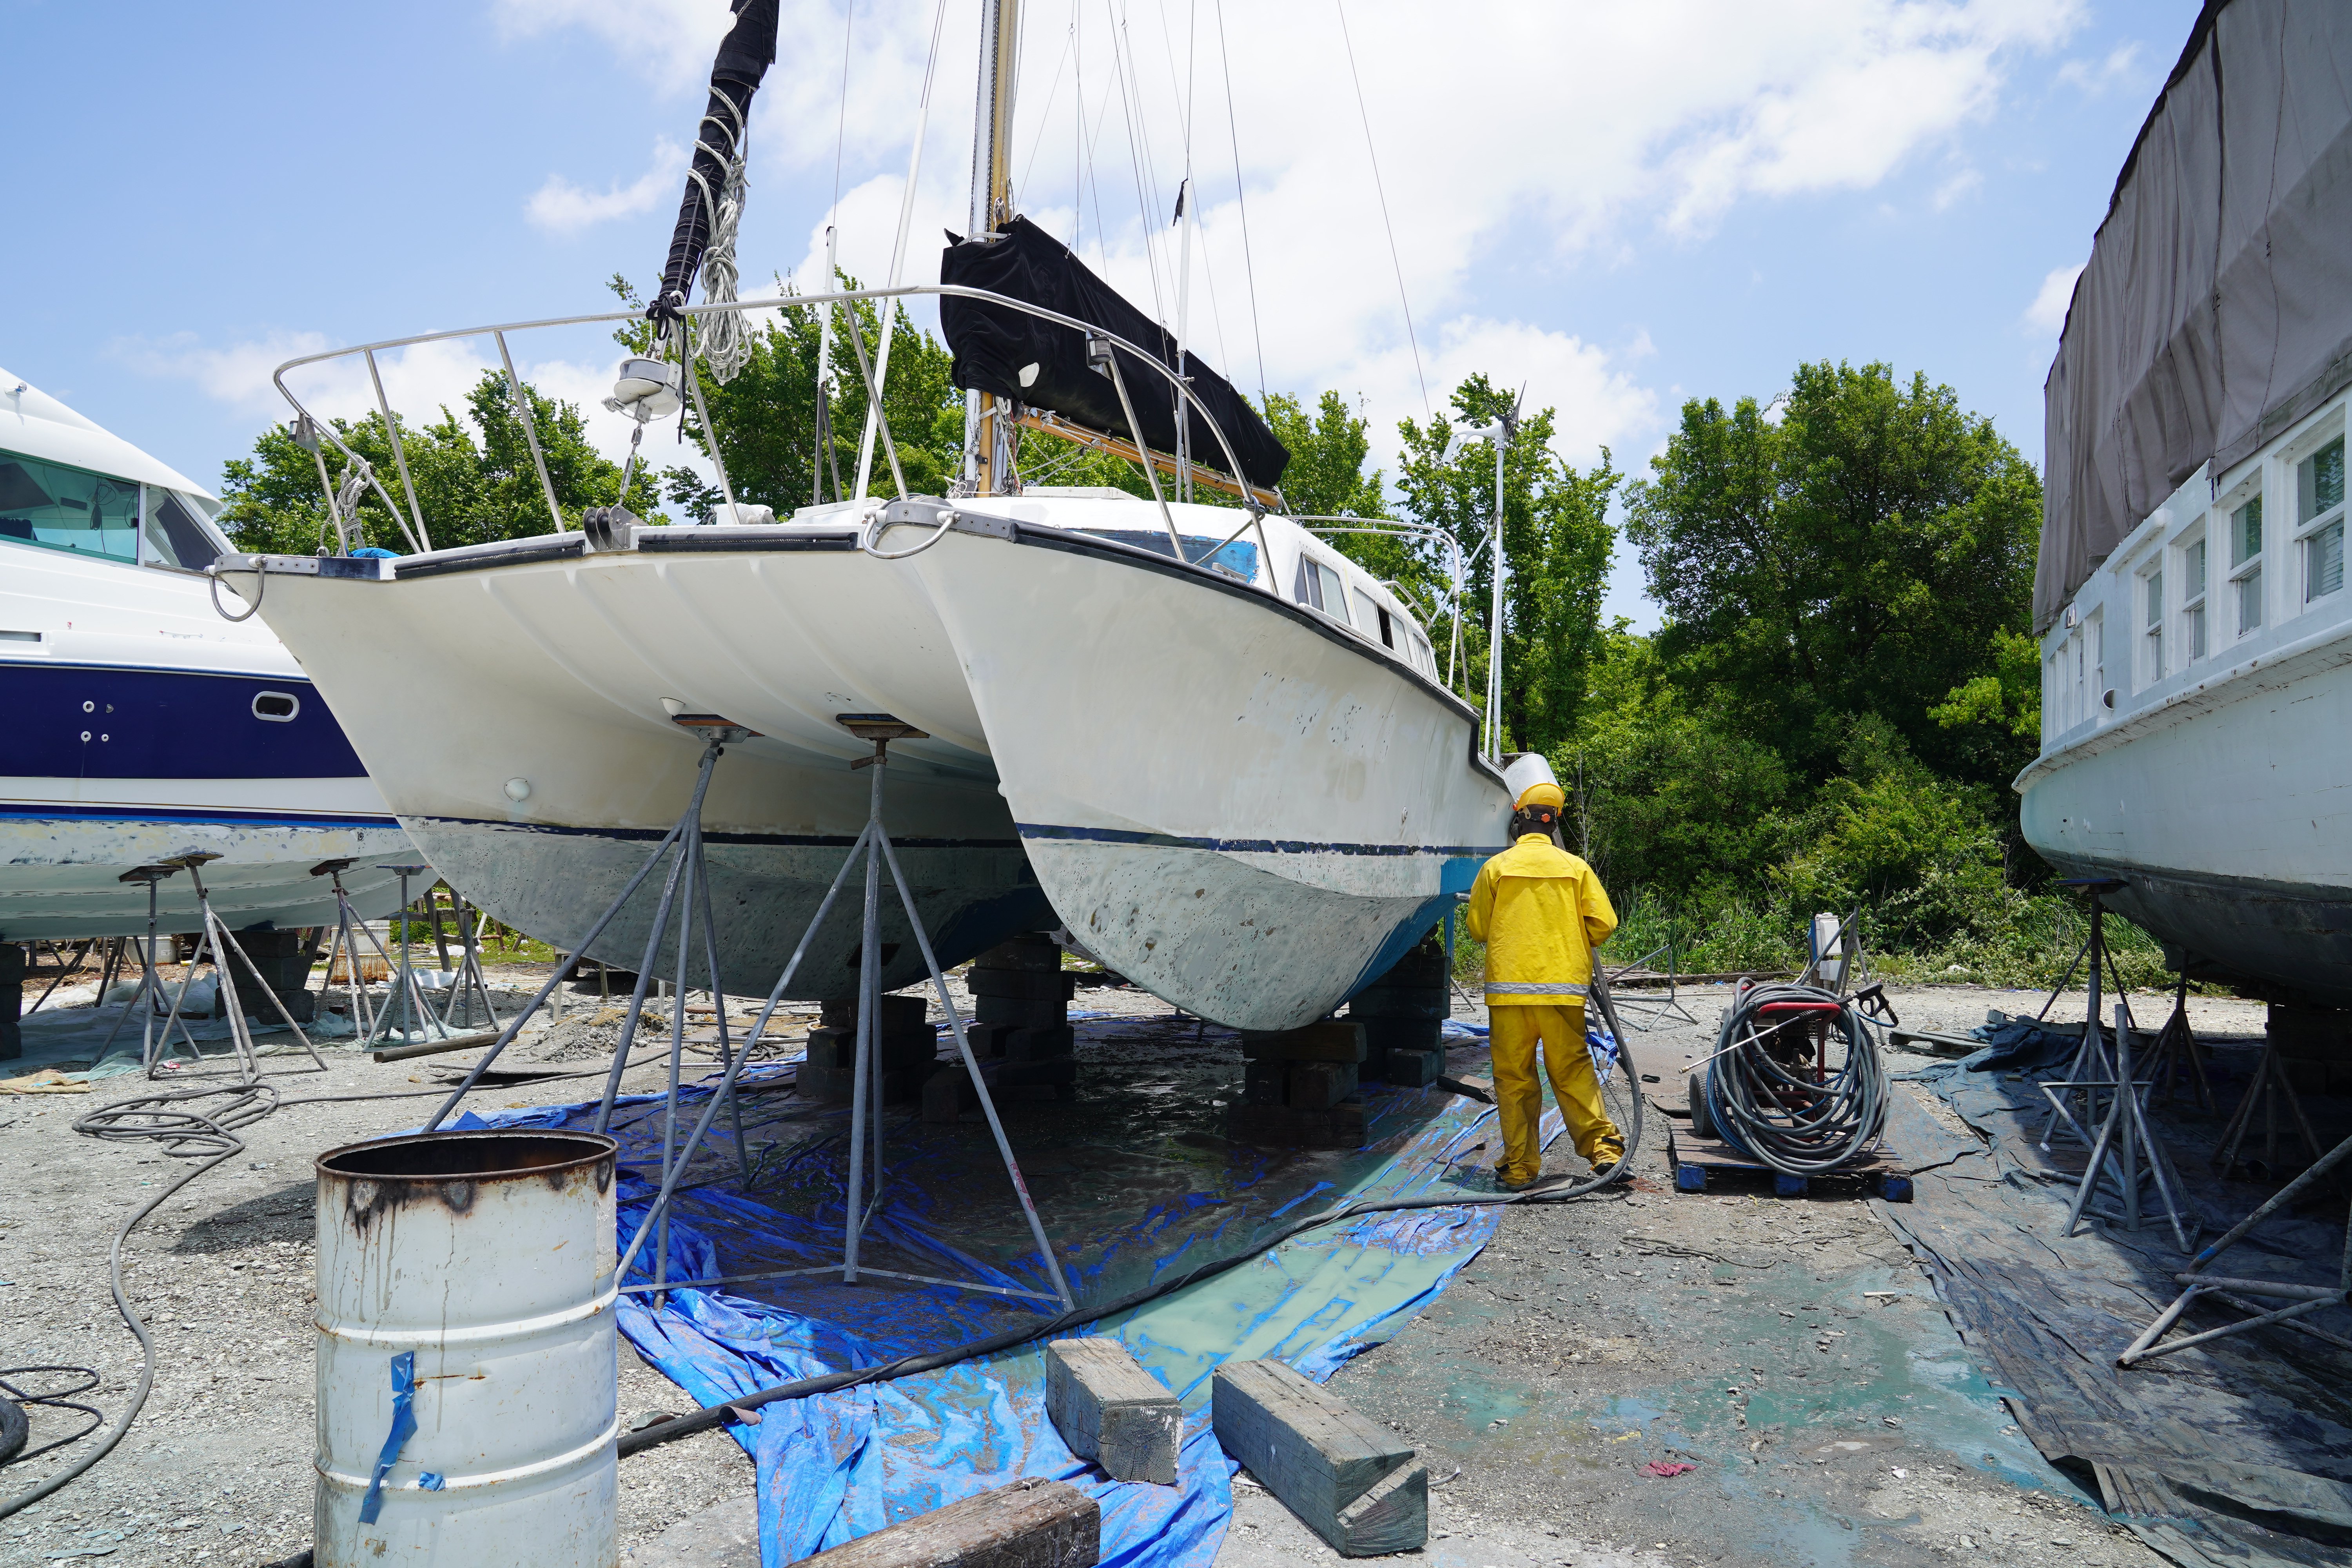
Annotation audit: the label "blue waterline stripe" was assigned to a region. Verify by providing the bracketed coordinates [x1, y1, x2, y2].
[1, 804, 401, 831]
[1016, 821, 1502, 857]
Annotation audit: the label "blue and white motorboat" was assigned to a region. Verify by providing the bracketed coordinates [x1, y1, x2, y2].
[0, 367, 412, 940]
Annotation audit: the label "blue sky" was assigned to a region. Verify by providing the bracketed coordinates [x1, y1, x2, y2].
[3, 0, 2201, 626]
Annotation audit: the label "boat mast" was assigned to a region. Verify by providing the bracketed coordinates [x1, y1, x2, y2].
[968, 0, 1021, 496]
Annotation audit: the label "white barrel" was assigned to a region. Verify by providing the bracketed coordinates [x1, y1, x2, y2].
[314, 1130, 620, 1567]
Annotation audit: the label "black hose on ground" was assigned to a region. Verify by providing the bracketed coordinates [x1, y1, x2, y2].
[1697, 980, 1887, 1177]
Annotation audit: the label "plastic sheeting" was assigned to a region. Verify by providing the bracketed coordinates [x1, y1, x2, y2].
[2039, 0, 2352, 631]
[461, 1009, 1571, 1566]
[1889, 1045, 2352, 1566]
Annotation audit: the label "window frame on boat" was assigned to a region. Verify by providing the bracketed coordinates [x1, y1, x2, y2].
[2221, 475, 2265, 641]
[2294, 430, 2346, 607]
[2138, 556, 2165, 689]
[0, 443, 229, 573]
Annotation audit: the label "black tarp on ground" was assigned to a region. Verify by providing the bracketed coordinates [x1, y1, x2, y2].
[938, 218, 1289, 493]
[1885, 1032, 2352, 1566]
[2038, 0, 2352, 632]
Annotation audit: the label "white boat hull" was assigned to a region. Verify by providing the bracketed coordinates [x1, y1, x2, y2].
[224, 539, 1042, 997]
[226, 497, 1508, 1022]
[2020, 612, 2352, 1007]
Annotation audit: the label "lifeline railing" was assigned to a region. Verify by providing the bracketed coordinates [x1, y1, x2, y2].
[268, 284, 1272, 570]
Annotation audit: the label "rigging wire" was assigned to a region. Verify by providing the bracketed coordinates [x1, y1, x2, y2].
[1213, 0, 1268, 404]
[1108, 1, 1173, 330]
[852, 0, 952, 501]
[1333, 0, 1429, 416]
[830, 2, 855, 220]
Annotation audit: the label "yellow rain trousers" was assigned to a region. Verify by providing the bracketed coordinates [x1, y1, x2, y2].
[1464, 834, 1624, 1184]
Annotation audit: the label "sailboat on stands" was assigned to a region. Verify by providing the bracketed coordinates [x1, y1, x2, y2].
[217, 0, 1512, 1029]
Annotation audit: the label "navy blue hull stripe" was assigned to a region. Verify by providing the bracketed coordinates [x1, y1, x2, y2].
[1, 663, 369, 780]
[1016, 821, 1501, 857]
[1, 804, 401, 831]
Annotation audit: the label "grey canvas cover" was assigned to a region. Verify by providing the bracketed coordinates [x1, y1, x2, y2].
[2038, 0, 2352, 632]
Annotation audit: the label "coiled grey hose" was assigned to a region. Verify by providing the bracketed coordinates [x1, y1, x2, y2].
[1700, 981, 1887, 1176]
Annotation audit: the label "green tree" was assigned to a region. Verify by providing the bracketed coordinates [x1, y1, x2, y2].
[1622, 361, 2040, 791]
[218, 372, 659, 555]
[1396, 374, 1617, 750]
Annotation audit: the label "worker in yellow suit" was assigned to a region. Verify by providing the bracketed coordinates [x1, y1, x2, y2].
[1462, 780, 1623, 1189]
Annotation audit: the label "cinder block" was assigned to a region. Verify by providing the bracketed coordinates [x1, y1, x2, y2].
[971, 969, 1079, 1002]
[1288, 1060, 1358, 1111]
[963, 1020, 1017, 1059]
[795, 1061, 926, 1105]
[1211, 1359, 1424, 1556]
[1003, 1025, 1076, 1063]
[977, 994, 1068, 1029]
[800, 1477, 1099, 1566]
[1375, 1047, 1444, 1089]
[1360, 1016, 1443, 1056]
[1044, 1339, 1181, 1485]
[976, 936, 1065, 973]
[1365, 931, 1448, 988]
[1242, 1062, 1285, 1106]
[807, 1024, 936, 1073]
[1347, 987, 1448, 1022]
[819, 994, 931, 1042]
[1240, 1022, 1366, 1063]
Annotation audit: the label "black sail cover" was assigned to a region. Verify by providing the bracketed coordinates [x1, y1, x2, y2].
[940, 217, 1289, 492]
[2039, 0, 2352, 631]
[653, 0, 780, 315]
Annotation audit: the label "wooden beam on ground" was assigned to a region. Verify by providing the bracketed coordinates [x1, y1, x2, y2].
[1044, 1338, 1181, 1485]
[800, 1478, 1099, 1567]
[1211, 1359, 1427, 1556]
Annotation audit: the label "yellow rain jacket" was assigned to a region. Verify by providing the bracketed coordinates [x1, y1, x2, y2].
[1461, 835, 1618, 1005]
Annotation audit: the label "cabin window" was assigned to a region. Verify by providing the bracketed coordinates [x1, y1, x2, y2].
[2299, 436, 2345, 604]
[2229, 494, 2263, 636]
[142, 488, 223, 571]
[0, 451, 140, 563]
[2141, 566, 2163, 684]
[2181, 535, 2207, 662]
[252, 691, 300, 722]
[1410, 633, 1434, 676]
[1291, 555, 1351, 625]
[1352, 590, 1390, 645]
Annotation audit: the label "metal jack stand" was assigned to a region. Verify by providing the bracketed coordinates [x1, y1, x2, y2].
[98, 866, 179, 1067]
[1606, 939, 1699, 1031]
[2146, 975, 2215, 1112]
[2038, 878, 2133, 1149]
[363, 864, 441, 1049]
[310, 858, 405, 1040]
[2048, 1004, 2198, 1252]
[2209, 1031, 2326, 1180]
[611, 717, 1072, 1312]
[431, 892, 501, 1034]
[2118, 1131, 2352, 1367]
[144, 852, 327, 1080]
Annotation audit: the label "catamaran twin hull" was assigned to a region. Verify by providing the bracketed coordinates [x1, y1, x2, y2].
[224, 497, 1511, 1029]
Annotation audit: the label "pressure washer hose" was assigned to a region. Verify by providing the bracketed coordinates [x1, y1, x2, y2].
[1699, 980, 1888, 1178]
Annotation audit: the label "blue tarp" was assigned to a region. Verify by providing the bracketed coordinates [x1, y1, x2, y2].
[464, 1009, 1567, 1566]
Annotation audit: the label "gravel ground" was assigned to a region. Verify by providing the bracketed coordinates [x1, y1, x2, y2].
[0, 975, 2268, 1567]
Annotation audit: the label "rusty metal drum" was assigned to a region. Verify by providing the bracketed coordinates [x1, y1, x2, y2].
[314, 1130, 620, 1566]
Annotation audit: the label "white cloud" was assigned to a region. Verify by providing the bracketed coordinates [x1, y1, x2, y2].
[1933, 167, 1984, 210]
[2056, 41, 2141, 96]
[526, 140, 688, 235]
[2024, 262, 2085, 336]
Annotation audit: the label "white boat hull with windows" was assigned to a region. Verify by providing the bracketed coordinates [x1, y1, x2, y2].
[0, 370, 412, 941]
[2020, 456, 2352, 1008]
[223, 489, 1508, 1024]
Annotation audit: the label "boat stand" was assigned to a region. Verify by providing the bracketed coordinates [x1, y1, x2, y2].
[143, 852, 327, 1080]
[312, 858, 404, 1042]
[420, 715, 1073, 1315]
[429, 893, 502, 1034]
[361, 864, 444, 1049]
[2047, 1004, 2198, 1251]
[1604, 940, 1700, 1031]
[2038, 878, 2134, 1149]
[2118, 1130, 2352, 1367]
[97, 865, 179, 1066]
[2146, 975, 2215, 1111]
[2209, 1032, 2327, 1179]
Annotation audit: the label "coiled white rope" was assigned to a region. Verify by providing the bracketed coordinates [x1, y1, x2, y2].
[690, 100, 752, 385]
